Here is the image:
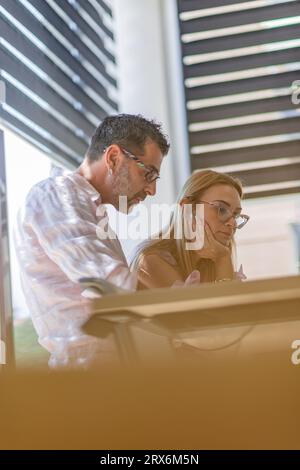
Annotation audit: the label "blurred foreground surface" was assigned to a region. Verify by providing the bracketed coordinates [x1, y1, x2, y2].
[1, 353, 299, 450]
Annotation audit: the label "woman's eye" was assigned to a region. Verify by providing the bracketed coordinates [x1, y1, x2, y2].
[219, 206, 228, 216]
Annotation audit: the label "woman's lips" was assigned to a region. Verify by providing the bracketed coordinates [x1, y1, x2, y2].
[219, 231, 232, 238]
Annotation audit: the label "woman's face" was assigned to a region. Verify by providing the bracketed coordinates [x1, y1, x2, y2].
[197, 184, 242, 246]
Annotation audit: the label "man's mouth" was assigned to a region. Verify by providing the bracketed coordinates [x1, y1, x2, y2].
[130, 195, 145, 205]
[131, 197, 140, 204]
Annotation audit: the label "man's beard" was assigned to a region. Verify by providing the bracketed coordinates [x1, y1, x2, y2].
[111, 164, 145, 213]
[128, 190, 147, 208]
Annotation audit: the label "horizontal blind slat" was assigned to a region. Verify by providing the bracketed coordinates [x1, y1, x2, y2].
[0, 0, 118, 167]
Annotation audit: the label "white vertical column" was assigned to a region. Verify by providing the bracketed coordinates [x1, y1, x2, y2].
[112, 0, 190, 206]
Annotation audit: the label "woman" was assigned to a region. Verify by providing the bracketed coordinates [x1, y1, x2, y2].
[131, 170, 249, 289]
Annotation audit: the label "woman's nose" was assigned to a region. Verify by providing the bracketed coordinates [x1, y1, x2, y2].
[225, 216, 237, 229]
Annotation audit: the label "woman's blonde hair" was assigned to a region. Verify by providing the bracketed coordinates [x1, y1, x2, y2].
[131, 170, 243, 283]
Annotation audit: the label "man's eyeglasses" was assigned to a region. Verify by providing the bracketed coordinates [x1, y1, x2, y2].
[198, 200, 249, 229]
[120, 147, 160, 184]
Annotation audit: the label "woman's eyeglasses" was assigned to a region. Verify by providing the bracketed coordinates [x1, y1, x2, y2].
[198, 200, 249, 229]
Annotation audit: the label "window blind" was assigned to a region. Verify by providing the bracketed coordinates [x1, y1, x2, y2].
[178, 0, 300, 198]
[0, 0, 118, 168]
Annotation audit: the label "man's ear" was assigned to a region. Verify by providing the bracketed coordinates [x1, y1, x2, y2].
[105, 144, 121, 172]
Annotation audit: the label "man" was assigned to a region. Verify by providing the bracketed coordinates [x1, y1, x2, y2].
[15, 114, 170, 367]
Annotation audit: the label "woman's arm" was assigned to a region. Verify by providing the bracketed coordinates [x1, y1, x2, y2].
[214, 254, 234, 281]
[137, 254, 184, 289]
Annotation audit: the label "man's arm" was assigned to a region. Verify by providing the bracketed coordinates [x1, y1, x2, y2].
[24, 180, 136, 291]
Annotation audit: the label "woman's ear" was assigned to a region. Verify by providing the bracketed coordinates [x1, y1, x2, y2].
[180, 197, 197, 230]
[179, 196, 191, 207]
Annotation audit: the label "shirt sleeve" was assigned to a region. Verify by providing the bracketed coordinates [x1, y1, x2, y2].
[23, 178, 137, 291]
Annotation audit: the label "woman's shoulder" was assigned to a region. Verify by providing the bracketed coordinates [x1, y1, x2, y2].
[129, 240, 178, 268]
[140, 249, 178, 270]
[137, 249, 183, 288]
[154, 249, 178, 267]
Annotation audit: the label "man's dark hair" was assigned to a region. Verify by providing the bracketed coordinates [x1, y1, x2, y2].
[86, 114, 170, 161]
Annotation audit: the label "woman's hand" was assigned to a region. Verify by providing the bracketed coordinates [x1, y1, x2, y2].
[196, 223, 234, 280]
[196, 223, 230, 261]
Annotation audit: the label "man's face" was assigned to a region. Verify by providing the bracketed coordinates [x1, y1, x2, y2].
[112, 140, 163, 213]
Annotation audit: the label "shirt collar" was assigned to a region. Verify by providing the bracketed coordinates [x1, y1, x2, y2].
[68, 172, 102, 205]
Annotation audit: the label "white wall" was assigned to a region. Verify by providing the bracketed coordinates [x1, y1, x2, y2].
[236, 194, 300, 279]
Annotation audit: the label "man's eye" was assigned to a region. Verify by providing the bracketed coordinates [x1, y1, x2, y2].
[151, 175, 160, 182]
[146, 173, 159, 183]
